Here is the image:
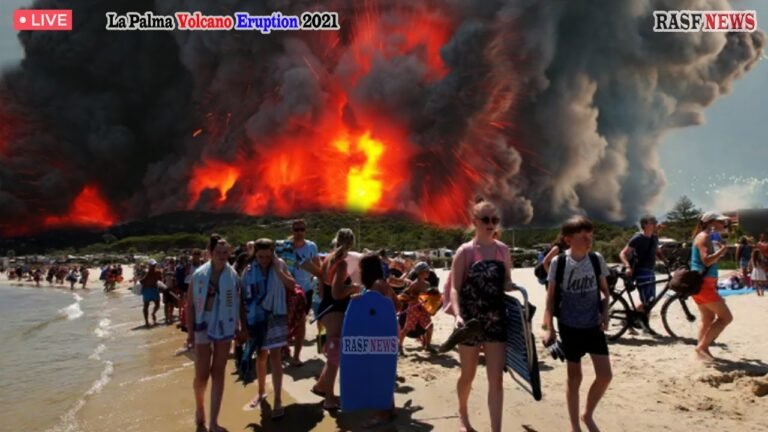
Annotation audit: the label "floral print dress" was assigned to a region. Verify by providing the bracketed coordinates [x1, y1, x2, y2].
[458, 241, 507, 345]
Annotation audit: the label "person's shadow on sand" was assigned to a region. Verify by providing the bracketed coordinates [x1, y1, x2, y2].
[334, 399, 434, 431]
[245, 402, 325, 431]
[713, 357, 768, 375]
[282, 358, 325, 381]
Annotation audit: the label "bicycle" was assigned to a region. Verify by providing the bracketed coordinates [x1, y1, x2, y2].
[604, 264, 699, 341]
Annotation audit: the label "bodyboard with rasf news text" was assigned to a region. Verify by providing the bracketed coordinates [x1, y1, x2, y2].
[504, 288, 542, 401]
[340, 291, 398, 412]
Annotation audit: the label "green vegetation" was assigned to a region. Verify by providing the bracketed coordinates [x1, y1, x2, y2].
[9, 196, 719, 265]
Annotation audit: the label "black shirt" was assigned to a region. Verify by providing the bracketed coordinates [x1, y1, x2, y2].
[628, 233, 659, 270]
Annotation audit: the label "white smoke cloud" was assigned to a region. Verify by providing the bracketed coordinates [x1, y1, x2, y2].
[711, 177, 768, 211]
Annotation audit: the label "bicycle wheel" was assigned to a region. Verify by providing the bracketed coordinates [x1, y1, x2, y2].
[661, 293, 698, 341]
[605, 293, 630, 341]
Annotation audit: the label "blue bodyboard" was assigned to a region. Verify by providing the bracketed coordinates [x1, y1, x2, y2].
[340, 291, 398, 412]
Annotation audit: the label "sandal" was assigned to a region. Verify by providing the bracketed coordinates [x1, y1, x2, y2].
[242, 393, 268, 411]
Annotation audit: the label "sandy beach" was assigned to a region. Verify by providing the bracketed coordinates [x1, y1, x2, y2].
[4, 265, 767, 431]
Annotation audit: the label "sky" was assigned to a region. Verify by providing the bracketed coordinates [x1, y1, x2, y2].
[657, 0, 768, 216]
[0, 0, 765, 220]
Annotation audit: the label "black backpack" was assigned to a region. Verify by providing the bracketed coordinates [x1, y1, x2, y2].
[553, 252, 602, 318]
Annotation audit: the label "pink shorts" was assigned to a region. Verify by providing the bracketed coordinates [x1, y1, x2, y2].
[692, 277, 721, 305]
[403, 304, 432, 334]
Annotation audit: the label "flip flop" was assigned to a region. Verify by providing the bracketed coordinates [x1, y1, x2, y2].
[242, 393, 268, 411]
[438, 319, 483, 353]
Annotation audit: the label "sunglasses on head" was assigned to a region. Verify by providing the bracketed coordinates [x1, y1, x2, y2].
[478, 216, 500, 225]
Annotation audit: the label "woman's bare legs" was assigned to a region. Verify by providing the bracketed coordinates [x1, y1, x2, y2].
[316, 312, 343, 408]
[270, 348, 284, 411]
[457, 344, 480, 432]
[193, 342, 212, 427]
[483, 342, 505, 432]
[696, 300, 733, 360]
[209, 340, 232, 431]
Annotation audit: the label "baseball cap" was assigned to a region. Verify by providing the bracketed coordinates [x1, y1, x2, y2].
[414, 261, 430, 273]
[700, 211, 729, 223]
[148, 259, 157, 266]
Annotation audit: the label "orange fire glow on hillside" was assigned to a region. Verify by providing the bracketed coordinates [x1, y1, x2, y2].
[43, 186, 116, 229]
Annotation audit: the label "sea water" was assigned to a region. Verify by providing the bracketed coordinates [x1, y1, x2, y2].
[0, 280, 156, 431]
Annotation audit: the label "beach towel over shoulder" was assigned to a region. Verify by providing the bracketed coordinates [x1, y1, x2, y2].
[191, 262, 240, 341]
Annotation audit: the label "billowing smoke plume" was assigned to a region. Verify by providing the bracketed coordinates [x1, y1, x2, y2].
[0, 0, 763, 236]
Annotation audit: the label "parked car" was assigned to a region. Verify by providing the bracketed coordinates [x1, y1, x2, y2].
[510, 247, 539, 268]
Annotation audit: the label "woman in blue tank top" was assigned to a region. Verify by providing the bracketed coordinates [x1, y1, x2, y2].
[690, 212, 733, 362]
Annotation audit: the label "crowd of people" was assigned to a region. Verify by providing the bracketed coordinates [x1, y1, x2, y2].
[5, 264, 91, 290]
[163, 202, 767, 432]
[4, 201, 764, 432]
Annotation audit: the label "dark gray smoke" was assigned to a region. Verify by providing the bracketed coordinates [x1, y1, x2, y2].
[508, 0, 764, 223]
[0, 0, 763, 235]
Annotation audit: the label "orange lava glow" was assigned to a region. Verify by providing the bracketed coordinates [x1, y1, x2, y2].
[183, 6, 485, 227]
[43, 186, 116, 229]
[188, 162, 241, 206]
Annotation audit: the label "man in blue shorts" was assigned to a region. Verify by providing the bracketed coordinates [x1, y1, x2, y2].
[278, 219, 320, 365]
[140, 259, 163, 327]
[620, 215, 666, 318]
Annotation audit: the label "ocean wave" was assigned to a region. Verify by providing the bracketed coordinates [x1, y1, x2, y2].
[46, 360, 114, 432]
[134, 361, 193, 384]
[94, 318, 112, 339]
[58, 294, 83, 320]
[88, 343, 106, 361]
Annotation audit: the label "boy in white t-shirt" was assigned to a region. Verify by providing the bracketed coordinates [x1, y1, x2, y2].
[543, 216, 612, 432]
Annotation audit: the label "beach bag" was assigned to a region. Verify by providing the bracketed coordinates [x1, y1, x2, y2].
[669, 265, 709, 296]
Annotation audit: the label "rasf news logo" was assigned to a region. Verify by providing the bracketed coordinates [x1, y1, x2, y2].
[342, 336, 399, 355]
[653, 10, 757, 32]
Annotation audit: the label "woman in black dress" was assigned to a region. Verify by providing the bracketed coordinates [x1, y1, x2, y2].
[449, 200, 516, 432]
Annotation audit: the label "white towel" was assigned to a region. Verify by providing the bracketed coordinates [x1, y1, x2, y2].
[192, 261, 240, 341]
[263, 259, 288, 316]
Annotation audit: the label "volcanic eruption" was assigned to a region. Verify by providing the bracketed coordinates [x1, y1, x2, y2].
[0, 0, 764, 236]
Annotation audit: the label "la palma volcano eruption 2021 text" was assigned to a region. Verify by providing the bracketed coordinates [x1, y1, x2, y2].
[0, 0, 763, 236]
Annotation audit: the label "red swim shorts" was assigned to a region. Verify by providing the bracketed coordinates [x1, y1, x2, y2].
[692, 277, 721, 305]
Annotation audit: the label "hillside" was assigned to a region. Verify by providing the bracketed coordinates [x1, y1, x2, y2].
[0, 210, 652, 262]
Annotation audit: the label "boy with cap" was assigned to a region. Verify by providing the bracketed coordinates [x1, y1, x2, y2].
[399, 261, 436, 353]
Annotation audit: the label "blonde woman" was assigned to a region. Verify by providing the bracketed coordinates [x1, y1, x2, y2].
[449, 200, 516, 432]
[311, 228, 360, 411]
